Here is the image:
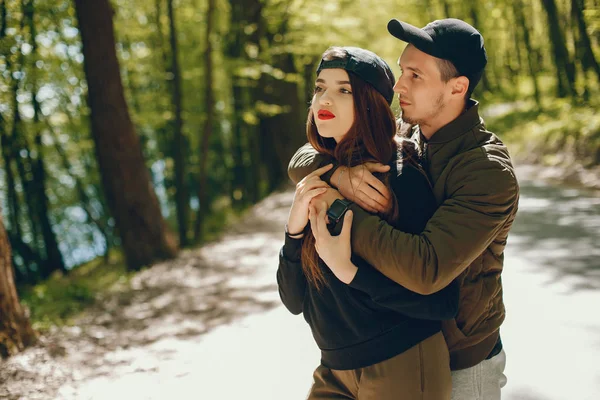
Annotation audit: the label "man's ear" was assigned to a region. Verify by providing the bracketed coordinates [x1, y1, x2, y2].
[450, 76, 469, 97]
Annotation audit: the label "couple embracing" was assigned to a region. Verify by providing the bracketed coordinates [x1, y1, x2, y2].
[277, 17, 519, 400]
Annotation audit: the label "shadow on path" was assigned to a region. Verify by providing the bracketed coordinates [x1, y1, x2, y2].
[0, 189, 296, 400]
[509, 180, 600, 292]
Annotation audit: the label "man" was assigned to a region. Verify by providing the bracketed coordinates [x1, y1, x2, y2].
[288, 18, 519, 399]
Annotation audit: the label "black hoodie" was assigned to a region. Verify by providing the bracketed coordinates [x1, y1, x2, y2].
[277, 156, 459, 370]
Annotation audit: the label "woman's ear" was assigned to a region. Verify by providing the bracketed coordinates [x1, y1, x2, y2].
[450, 76, 469, 97]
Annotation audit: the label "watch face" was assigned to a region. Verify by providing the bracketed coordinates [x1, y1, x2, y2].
[328, 201, 347, 216]
[327, 200, 349, 223]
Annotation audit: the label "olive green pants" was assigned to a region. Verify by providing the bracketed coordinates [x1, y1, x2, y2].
[307, 332, 451, 400]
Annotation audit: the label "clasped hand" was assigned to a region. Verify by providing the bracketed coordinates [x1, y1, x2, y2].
[309, 201, 357, 284]
[336, 162, 392, 214]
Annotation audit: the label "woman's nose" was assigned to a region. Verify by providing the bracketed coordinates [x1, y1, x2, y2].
[319, 91, 332, 105]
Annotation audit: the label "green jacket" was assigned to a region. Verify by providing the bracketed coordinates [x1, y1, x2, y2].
[288, 100, 519, 370]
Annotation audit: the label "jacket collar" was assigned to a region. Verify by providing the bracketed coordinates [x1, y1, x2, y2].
[419, 99, 482, 145]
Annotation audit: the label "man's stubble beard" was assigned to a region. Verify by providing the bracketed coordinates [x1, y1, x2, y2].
[401, 92, 446, 126]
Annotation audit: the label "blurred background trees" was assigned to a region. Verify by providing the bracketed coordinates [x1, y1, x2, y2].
[0, 0, 598, 356]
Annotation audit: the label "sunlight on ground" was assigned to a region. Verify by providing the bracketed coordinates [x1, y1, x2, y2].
[3, 185, 600, 400]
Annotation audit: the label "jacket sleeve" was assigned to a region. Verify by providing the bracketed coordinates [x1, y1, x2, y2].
[347, 156, 519, 295]
[276, 234, 307, 315]
[342, 163, 457, 320]
[348, 262, 459, 320]
[287, 143, 338, 185]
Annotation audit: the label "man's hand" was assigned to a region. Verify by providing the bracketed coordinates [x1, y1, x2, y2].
[287, 164, 333, 235]
[309, 202, 357, 284]
[335, 162, 392, 213]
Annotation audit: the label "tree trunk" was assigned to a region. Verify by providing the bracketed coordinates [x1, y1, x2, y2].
[422, 0, 438, 21]
[0, 208, 37, 359]
[440, 0, 452, 17]
[25, 0, 66, 275]
[258, 55, 304, 192]
[0, 123, 20, 239]
[571, 0, 600, 81]
[9, 11, 42, 267]
[194, 0, 216, 241]
[540, 0, 577, 97]
[73, 0, 177, 271]
[514, 0, 542, 108]
[226, 0, 263, 207]
[468, 3, 491, 93]
[45, 121, 112, 256]
[166, 0, 188, 247]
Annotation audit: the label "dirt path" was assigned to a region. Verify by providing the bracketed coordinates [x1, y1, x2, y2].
[0, 189, 294, 400]
[1, 172, 599, 400]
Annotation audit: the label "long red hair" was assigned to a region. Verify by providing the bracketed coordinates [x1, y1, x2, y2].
[300, 47, 402, 290]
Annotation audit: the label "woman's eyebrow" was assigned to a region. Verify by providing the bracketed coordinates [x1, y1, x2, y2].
[315, 78, 351, 85]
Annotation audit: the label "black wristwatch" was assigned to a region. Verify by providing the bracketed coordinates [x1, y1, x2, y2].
[326, 199, 353, 225]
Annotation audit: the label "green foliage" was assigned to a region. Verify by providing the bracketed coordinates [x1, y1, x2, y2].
[486, 98, 600, 167]
[1, 0, 600, 286]
[19, 251, 132, 331]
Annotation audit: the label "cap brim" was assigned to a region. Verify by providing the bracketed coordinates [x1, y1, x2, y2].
[387, 19, 437, 55]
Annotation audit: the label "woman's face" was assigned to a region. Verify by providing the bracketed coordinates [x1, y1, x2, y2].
[311, 68, 355, 143]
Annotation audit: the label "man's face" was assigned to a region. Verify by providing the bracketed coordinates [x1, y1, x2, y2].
[394, 44, 450, 127]
[311, 68, 355, 142]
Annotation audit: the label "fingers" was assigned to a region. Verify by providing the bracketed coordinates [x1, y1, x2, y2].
[306, 163, 333, 178]
[308, 204, 318, 237]
[305, 187, 328, 202]
[354, 190, 386, 213]
[360, 183, 390, 207]
[340, 210, 353, 239]
[364, 162, 390, 173]
[364, 177, 391, 201]
[315, 201, 329, 234]
[302, 179, 330, 193]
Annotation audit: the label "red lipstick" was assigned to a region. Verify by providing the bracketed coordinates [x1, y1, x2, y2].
[317, 109, 335, 120]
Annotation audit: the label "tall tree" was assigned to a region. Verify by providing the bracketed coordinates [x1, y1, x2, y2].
[0, 207, 37, 359]
[226, 0, 263, 206]
[440, 0, 452, 17]
[257, 11, 305, 192]
[540, 0, 577, 97]
[571, 0, 600, 81]
[514, 0, 542, 107]
[467, 2, 492, 92]
[0, 0, 20, 239]
[24, 0, 67, 275]
[73, 0, 178, 270]
[166, 0, 188, 246]
[194, 0, 216, 241]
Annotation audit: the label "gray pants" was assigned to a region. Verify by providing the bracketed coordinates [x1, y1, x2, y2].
[451, 349, 507, 400]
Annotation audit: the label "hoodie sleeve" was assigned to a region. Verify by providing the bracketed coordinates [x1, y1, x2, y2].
[348, 261, 459, 320]
[276, 234, 307, 315]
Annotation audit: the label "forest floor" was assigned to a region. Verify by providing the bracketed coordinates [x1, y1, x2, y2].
[1, 165, 599, 400]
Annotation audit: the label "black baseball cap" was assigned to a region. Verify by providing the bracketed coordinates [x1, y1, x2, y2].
[387, 18, 487, 93]
[316, 46, 396, 105]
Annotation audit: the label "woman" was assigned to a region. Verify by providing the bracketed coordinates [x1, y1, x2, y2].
[276, 46, 457, 399]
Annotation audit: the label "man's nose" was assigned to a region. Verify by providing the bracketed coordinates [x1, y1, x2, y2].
[393, 77, 407, 94]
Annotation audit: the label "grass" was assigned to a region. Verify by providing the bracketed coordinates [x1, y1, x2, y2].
[19, 250, 133, 332]
[18, 201, 247, 332]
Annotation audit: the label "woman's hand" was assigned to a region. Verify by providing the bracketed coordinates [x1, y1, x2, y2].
[309, 187, 345, 221]
[287, 164, 333, 236]
[335, 163, 392, 213]
[309, 202, 357, 284]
